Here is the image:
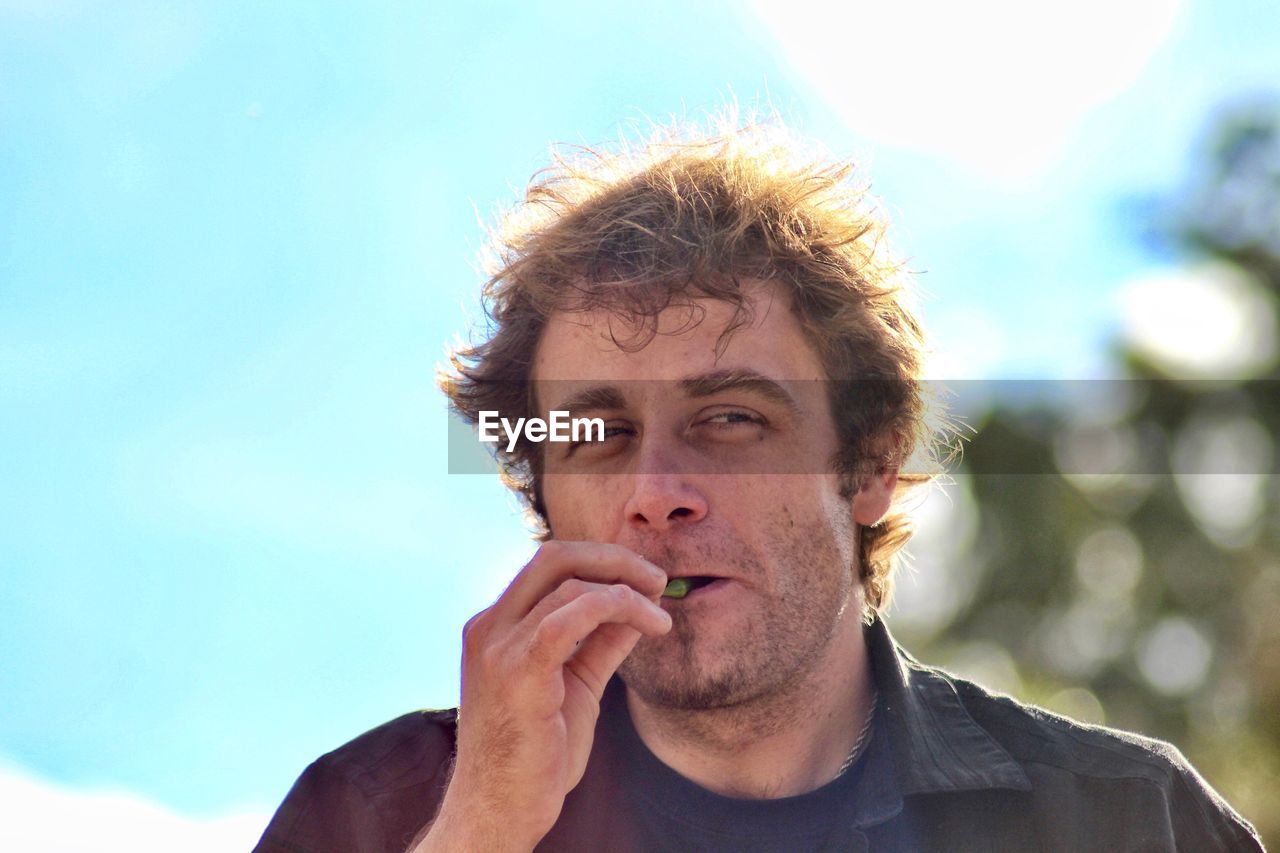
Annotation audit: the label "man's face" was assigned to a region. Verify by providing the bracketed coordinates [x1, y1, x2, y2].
[533, 280, 890, 711]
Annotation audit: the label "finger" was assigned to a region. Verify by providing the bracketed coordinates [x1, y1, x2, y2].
[526, 583, 671, 672]
[527, 574, 671, 623]
[566, 623, 645, 700]
[523, 577, 607, 624]
[495, 541, 668, 620]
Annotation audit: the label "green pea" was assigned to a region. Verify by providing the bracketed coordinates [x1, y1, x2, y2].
[662, 578, 693, 599]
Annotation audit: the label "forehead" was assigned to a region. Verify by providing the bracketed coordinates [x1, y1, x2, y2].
[531, 280, 827, 386]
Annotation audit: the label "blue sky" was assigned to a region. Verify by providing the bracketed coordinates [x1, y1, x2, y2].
[2, 0, 1277, 846]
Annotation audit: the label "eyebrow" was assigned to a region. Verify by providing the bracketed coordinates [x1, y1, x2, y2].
[678, 369, 801, 413]
[549, 369, 802, 416]
[551, 384, 629, 416]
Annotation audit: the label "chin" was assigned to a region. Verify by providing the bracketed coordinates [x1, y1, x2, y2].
[618, 657, 750, 711]
[618, 629, 781, 712]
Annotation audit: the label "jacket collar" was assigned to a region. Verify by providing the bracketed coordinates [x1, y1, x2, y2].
[866, 616, 1031, 799]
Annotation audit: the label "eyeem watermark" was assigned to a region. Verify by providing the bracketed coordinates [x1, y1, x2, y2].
[478, 410, 605, 452]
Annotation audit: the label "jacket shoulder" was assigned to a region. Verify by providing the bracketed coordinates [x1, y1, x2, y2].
[943, 673, 1185, 783]
[933, 667, 1262, 850]
[319, 707, 459, 797]
[254, 709, 458, 853]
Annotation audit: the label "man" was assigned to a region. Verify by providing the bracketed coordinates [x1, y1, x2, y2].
[255, 122, 1263, 852]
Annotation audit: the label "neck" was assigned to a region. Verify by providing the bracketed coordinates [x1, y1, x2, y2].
[624, 608, 874, 799]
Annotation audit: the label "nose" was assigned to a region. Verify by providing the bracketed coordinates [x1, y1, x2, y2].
[623, 473, 709, 531]
[622, 442, 709, 531]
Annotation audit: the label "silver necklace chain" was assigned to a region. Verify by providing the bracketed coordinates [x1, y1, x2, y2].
[835, 687, 878, 779]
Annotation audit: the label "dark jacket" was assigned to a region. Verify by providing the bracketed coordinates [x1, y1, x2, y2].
[255, 619, 1263, 852]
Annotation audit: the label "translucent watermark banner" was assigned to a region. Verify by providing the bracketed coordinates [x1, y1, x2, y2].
[443, 379, 1280, 476]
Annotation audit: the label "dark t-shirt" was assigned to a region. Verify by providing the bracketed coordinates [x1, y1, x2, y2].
[577, 679, 874, 852]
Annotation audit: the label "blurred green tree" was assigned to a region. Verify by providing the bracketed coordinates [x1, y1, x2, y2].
[890, 97, 1280, 844]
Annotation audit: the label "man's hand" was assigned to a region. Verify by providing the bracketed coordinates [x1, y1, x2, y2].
[413, 541, 671, 852]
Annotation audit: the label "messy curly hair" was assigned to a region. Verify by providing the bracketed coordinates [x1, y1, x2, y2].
[440, 117, 945, 612]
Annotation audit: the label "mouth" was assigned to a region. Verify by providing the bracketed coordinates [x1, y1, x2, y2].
[661, 576, 724, 599]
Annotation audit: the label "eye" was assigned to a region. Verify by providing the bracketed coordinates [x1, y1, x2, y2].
[704, 411, 764, 426]
[565, 420, 634, 454]
[696, 408, 768, 437]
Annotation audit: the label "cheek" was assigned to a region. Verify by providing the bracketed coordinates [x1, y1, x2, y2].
[774, 485, 859, 573]
[542, 473, 616, 539]
[541, 475, 577, 536]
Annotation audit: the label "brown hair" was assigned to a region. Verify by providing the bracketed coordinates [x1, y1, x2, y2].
[440, 118, 947, 612]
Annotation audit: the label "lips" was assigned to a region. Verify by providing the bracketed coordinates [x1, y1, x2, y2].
[677, 576, 719, 591]
[661, 575, 729, 600]
[662, 576, 717, 598]
[635, 548, 736, 596]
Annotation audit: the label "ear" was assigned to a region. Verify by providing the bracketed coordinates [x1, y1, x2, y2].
[851, 466, 899, 526]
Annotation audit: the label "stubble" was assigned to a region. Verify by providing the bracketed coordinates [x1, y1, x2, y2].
[617, 502, 858, 731]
